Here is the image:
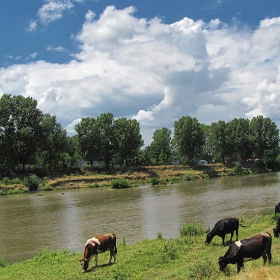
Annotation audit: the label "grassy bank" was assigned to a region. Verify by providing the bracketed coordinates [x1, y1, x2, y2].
[0, 163, 267, 195]
[1, 213, 280, 279]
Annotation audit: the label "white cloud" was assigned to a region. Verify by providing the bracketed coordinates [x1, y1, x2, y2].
[46, 45, 65, 52]
[1, 6, 280, 145]
[26, 20, 38, 32]
[38, 1, 74, 25]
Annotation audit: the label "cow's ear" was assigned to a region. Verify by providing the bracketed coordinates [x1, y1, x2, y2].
[78, 258, 84, 261]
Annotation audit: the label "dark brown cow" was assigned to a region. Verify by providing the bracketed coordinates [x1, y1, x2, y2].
[78, 233, 117, 273]
[218, 232, 272, 274]
[206, 217, 239, 246]
[275, 202, 280, 214]
[273, 217, 280, 237]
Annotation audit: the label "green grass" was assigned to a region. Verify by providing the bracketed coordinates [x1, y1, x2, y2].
[1, 213, 280, 279]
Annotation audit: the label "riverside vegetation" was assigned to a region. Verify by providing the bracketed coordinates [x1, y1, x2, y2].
[0, 213, 279, 279]
[0, 163, 267, 195]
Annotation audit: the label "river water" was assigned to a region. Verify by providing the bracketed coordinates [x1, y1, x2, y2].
[1, 172, 280, 264]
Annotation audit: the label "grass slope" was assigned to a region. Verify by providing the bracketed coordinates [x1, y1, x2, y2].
[1, 213, 280, 280]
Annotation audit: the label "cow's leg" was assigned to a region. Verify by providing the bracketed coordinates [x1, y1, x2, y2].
[95, 254, 98, 266]
[109, 249, 113, 264]
[262, 252, 267, 265]
[109, 248, 116, 264]
[236, 228, 239, 241]
[229, 231, 234, 242]
[237, 261, 243, 273]
[222, 234, 225, 246]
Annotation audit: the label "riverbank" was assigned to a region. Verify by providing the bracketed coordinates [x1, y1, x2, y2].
[0, 212, 279, 279]
[0, 163, 269, 195]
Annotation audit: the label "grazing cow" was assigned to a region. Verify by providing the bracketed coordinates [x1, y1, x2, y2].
[275, 202, 280, 214]
[206, 217, 239, 246]
[218, 232, 272, 274]
[273, 217, 280, 237]
[78, 233, 117, 273]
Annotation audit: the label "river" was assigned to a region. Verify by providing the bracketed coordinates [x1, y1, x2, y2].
[1, 172, 280, 264]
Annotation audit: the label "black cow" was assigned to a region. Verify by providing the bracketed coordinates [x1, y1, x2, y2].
[78, 233, 117, 273]
[273, 217, 280, 237]
[218, 232, 272, 274]
[206, 217, 239, 246]
[275, 202, 280, 214]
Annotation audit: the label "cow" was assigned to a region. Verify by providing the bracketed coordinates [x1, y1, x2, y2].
[78, 233, 117, 273]
[273, 217, 280, 237]
[275, 202, 280, 214]
[206, 217, 239, 246]
[218, 232, 272, 274]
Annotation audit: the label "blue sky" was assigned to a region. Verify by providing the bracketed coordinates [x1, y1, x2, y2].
[1, 0, 280, 145]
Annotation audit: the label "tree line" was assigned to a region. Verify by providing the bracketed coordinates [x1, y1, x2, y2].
[0, 94, 279, 175]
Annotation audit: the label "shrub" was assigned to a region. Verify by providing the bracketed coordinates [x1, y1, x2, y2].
[151, 177, 160, 185]
[24, 174, 42, 191]
[182, 173, 199, 180]
[157, 232, 163, 240]
[110, 178, 130, 189]
[0, 258, 7, 267]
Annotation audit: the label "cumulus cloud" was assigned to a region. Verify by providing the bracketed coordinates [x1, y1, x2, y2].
[1, 6, 280, 145]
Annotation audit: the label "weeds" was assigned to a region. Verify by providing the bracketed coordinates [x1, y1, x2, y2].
[110, 179, 131, 189]
[180, 224, 205, 237]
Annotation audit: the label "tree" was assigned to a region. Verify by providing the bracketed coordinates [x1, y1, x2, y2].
[210, 121, 228, 163]
[249, 116, 279, 167]
[36, 114, 68, 170]
[227, 118, 252, 162]
[75, 117, 101, 164]
[114, 118, 144, 167]
[149, 128, 172, 165]
[172, 116, 205, 164]
[0, 94, 43, 172]
[97, 113, 116, 169]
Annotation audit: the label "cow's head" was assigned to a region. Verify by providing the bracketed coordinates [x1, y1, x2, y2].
[205, 232, 212, 244]
[78, 258, 89, 273]
[78, 241, 97, 272]
[217, 256, 227, 272]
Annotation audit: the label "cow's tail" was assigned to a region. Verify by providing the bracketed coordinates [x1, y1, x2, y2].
[112, 233, 117, 254]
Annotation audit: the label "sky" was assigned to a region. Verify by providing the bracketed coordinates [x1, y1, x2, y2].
[1, 0, 280, 146]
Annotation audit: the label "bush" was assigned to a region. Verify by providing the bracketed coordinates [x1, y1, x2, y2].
[110, 178, 131, 189]
[151, 177, 160, 185]
[0, 258, 7, 267]
[24, 174, 41, 191]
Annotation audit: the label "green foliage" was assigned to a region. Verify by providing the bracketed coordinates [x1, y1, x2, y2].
[157, 232, 163, 240]
[188, 259, 217, 279]
[110, 178, 131, 189]
[0, 259, 7, 267]
[159, 239, 178, 262]
[1, 177, 22, 186]
[173, 116, 205, 164]
[180, 224, 205, 237]
[182, 173, 199, 180]
[24, 174, 41, 191]
[86, 183, 99, 188]
[151, 177, 160, 185]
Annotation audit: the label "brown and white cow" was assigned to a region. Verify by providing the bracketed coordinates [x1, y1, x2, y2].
[218, 232, 272, 274]
[78, 233, 117, 273]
